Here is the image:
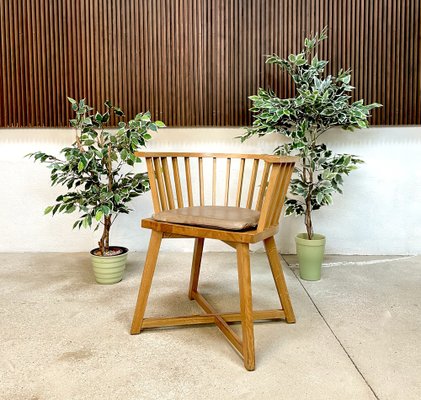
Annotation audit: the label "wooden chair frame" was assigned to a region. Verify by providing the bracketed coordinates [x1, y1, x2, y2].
[131, 152, 298, 371]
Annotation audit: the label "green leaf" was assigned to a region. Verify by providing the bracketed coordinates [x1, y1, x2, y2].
[77, 161, 84, 172]
[321, 107, 335, 116]
[149, 123, 157, 132]
[155, 120, 166, 128]
[67, 97, 77, 104]
[82, 217, 90, 229]
[366, 102, 383, 110]
[95, 210, 103, 221]
[114, 107, 124, 117]
[357, 119, 368, 128]
[316, 192, 324, 205]
[341, 75, 351, 84]
[101, 205, 111, 215]
[44, 205, 54, 215]
[102, 112, 110, 123]
[295, 53, 306, 66]
[65, 205, 76, 214]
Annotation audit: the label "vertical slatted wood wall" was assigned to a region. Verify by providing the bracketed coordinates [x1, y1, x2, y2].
[0, 0, 420, 127]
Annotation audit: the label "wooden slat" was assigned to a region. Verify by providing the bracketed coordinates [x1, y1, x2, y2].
[142, 314, 216, 328]
[1, 0, 419, 127]
[224, 158, 231, 206]
[265, 164, 285, 227]
[271, 163, 295, 225]
[145, 157, 161, 212]
[212, 157, 216, 205]
[257, 164, 282, 231]
[223, 308, 285, 322]
[236, 158, 245, 207]
[153, 157, 168, 211]
[160, 157, 175, 209]
[256, 162, 271, 211]
[141, 309, 286, 329]
[171, 156, 184, 208]
[198, 157, 204, 206]
[246, 159, 259, 209]
[184, 157, 193, 206]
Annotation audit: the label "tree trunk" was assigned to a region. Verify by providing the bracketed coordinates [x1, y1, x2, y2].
[98, 215, 111, 255]
[305, 195, 313, 240]
[303, 157, 314, 240]
[97, 143, 114, 256]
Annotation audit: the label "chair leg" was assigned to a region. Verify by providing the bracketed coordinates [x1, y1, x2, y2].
[264, 236, 296, 323]
[188, 238, 204, 300]
[130, 231, 163, 334]
[236, 243, 255, 371]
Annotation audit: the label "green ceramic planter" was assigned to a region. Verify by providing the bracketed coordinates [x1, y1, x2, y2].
[295, 233, 326, 281]
[90, 247, 128, 284]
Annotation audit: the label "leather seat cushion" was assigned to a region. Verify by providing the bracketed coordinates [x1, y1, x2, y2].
[152, 206, 260, 231]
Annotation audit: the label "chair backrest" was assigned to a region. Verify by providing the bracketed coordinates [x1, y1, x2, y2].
[136, 152, 298, 232]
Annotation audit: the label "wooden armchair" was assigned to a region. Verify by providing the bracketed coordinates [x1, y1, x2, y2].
[130, 152, 298, 370]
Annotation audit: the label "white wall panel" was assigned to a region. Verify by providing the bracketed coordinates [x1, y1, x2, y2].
[1, 127, 420, 254]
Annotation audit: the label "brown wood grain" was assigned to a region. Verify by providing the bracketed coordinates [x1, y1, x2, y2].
[0, 0, 419, 127]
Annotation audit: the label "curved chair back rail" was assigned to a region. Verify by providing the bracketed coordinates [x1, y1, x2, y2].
[135, 152, 298, 232]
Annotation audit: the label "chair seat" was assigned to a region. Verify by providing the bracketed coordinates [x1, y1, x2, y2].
[153, 206, 260, 231]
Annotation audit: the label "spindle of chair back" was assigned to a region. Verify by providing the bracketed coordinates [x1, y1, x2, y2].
[135, 152, 298, 232]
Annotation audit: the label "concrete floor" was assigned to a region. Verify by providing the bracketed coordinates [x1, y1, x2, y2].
[0, 251, 420, 400]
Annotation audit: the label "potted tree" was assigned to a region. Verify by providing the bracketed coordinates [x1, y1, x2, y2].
[28, 98, 165, 284]
[241, 28, 381, 280]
